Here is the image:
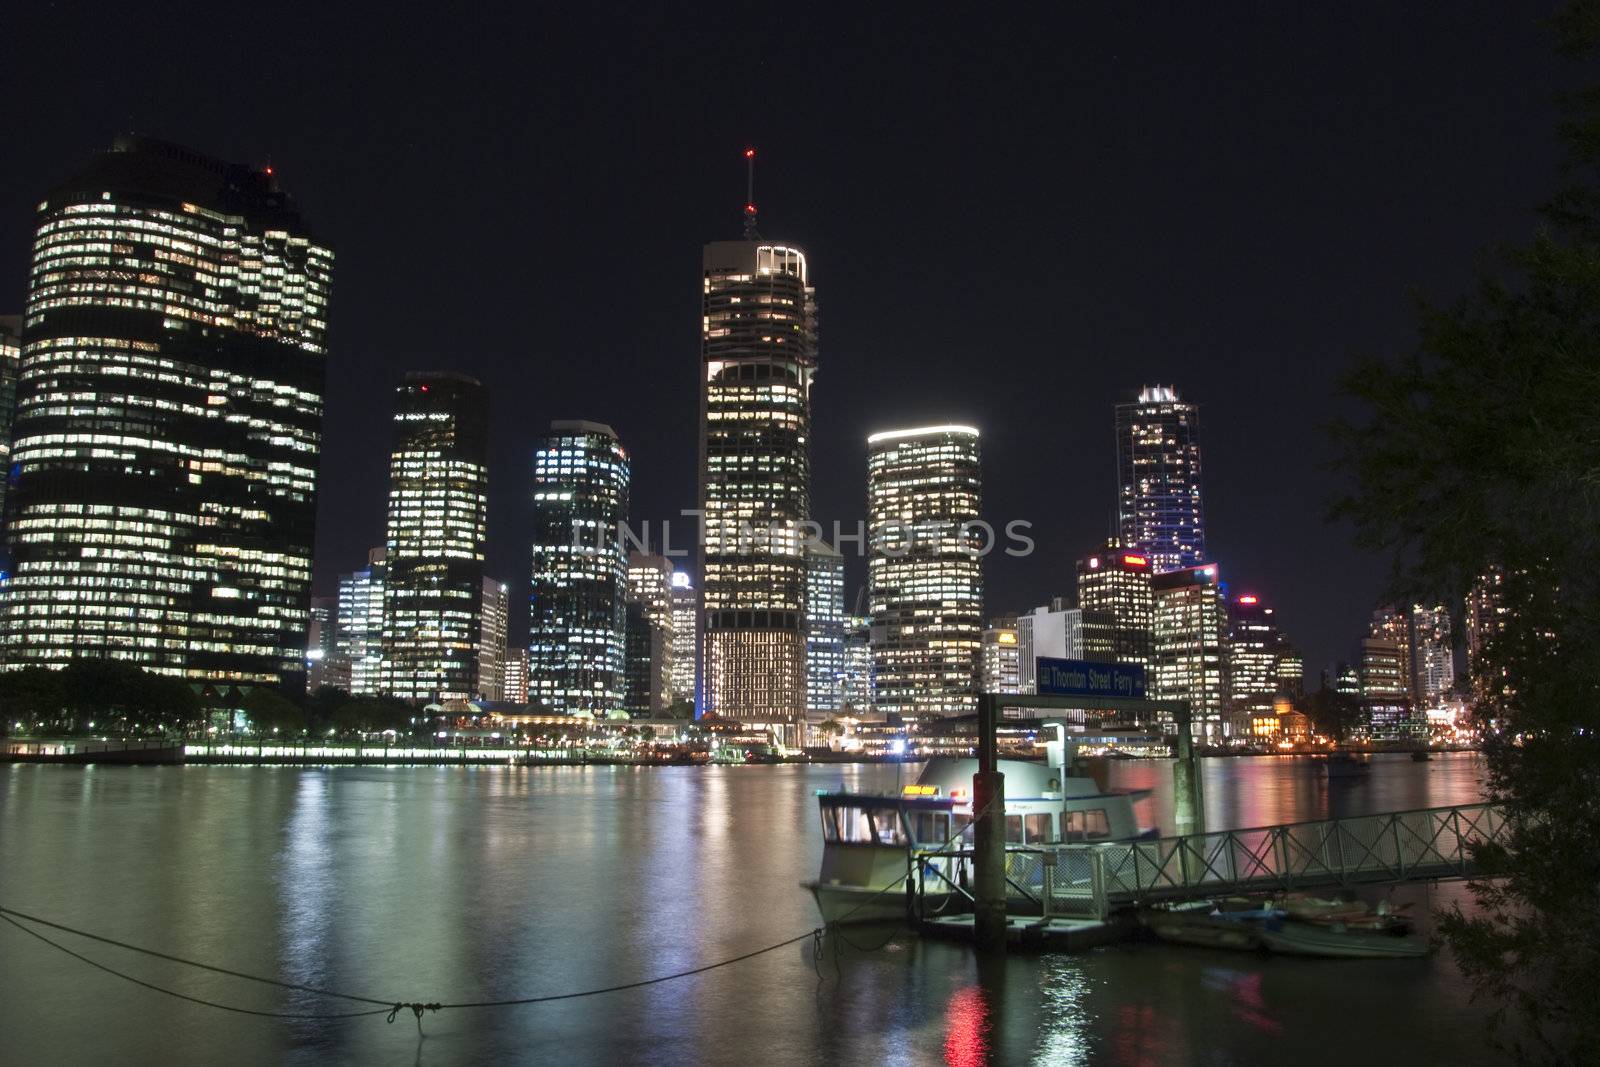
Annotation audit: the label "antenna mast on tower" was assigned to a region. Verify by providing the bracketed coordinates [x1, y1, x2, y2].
[742, 147, 759, 239]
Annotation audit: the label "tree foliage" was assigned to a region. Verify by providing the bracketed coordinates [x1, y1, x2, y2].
[0, 660, 201, 735]
[1330, 5, 1600, 1058]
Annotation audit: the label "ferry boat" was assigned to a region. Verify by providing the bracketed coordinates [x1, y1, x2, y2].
[805, 752, 1158, 924]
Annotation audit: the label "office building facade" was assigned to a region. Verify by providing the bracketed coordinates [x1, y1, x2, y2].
[0, 136, 333, 684]
[980, 621, 1021, 695]
[804, 541, 846, 714]
[1076, 541, 1155, 670]
[698, 237, 816, 730]
[380, 372, 488, 703]
[478, 577, 509, 701]
[1115, 386, 1205, 574]
[1151, 563, 1229, 738]
[337, 547, 386, 696]
[867, 425, 983, 718]
[529, 420, 628, 715]
[669, 571, 696, 704]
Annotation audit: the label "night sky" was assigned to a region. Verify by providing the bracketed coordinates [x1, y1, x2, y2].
[0, 4, 1573, 674]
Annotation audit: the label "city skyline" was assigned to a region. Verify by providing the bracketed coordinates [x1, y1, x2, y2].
[0, 7, 1573, 677]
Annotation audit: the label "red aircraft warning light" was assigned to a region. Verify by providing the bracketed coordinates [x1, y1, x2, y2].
[1238, 594, 1259, 605]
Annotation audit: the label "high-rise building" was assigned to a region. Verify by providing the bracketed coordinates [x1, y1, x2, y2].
[804, 541, 846, 715]
[1227, 593, 1284, 732]
[698, 225, 816, 733]
[1115, 386, 1205, 574]
[980, 620, 1021, 695]
[478, 577, 509, 701]
[1151, 563, 1229, 738]
[867, 425, 983, 718]
[1076, 541, 1155, 670]
[380, 372, 488, 703]
[337, 548, 387, 696]
[841, 612, 871, 712]
[669, 571, 696, 704]
[503, 647, 529, 704]
[0, 136, 333, 685]
[1360, 635, 1412, 733]
[0, 315, 21, 534]
[306, 596, 341, 691]
[1409, 604, 1453, 708]
[626, 552, 675, 716]
[529, 420, 628, 716]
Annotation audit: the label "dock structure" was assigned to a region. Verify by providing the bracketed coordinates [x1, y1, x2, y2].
[911, 800, 1508, 933]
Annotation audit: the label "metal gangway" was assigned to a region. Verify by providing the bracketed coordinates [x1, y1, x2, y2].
[913, 802, 1508, 922]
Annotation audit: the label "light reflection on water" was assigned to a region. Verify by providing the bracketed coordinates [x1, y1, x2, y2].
[0, 754, 1500, 1065]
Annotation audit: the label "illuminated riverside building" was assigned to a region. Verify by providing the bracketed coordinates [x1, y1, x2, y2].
[503, 647, 529, 704]
[1227, 593, 1285, 732]
[379, 372, 488, 703]
[337, 547, 386, 695]
[529, 420, 628, 716]
[669, 571, 696, 703]
[1151, 563, 1229, 739]
[1076, 541, 1155, 670]
[1410, 604, 1453, 707]
[867, 425, 983, 718]
[625, 552, 674, 715]
[841, 613, 871, 711]
[0, 316, 20, 530]
[0, 137, 333, 684]
[804, 541, 846, 714]
[478, 577, 508, 700]
[1115, 386, 1206, 574]
[980, 621, 1021, 694]
[698, 225, 816, 734]
[1016, 599, 1114, 691]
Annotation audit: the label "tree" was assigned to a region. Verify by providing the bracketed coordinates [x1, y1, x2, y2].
[1297, 687, 1360, 743]
[242, 686, 306, 736]
[1330, 6, 1600, 1058]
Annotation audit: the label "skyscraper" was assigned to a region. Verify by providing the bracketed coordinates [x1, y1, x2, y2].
[1015, 599, 1115, 692]
[1115, 386, 1205, 574]
[306, 596, 341, 691]
[1227, 593, 1285, 732]
[804, 541, 846, 715]
[626, 552, 675, 716]
[478, 577, 509, 701]
[1410, 604, 1453, 709]
[0, 136, 333, 684]
[503, 647, 529, 704]
[337, 547, 386, 696]
[980, 620, 1021, 695]
[867, 425, 983, 718]
[669, 571, 696, 704]
[698, 217, 817, 734]
[1076, 541, 1155, 670]
[380, 372, 488, 703]
[1151, 563, 1229, 738]
[0, 316, 21, 534]
[529, 420, 628, 716]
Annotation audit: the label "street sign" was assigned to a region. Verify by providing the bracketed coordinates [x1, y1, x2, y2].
[1034, 658, 1146, 700]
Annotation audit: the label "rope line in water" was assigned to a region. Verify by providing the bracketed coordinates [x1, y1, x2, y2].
[0, 796, 993, 1023]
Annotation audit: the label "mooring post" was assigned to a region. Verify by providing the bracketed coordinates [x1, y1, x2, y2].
[1172, 701, 1205, 888]
[973, 694, 1008, 953]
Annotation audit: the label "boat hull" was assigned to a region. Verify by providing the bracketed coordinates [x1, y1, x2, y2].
[1258, 922, 1429, 958]
[804, 881, 928, 925]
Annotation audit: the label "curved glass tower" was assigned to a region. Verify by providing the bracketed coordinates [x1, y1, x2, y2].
[0, 136, 333, 685]
[529, 420, 629, 716]
[697, 239, 816, 731]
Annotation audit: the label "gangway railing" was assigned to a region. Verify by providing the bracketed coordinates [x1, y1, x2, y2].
[913, 802, 1509, 923]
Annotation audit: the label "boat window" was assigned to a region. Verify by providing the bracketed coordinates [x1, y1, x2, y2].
[1061, 809, 1111, 841]
[1024, 813, 1053, 843]
[1004, 815, 1023, 843]
[838, 806, 876, 843]
[869, 808, 907, 846]
[819, 807, 840, 842]
[914, 811, 951, 845]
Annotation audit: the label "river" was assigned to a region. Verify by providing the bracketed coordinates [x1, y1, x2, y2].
[0, 753, 1500, 1065]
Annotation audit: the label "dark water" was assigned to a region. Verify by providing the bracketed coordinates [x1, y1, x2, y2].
[0, 754, 1501, 1065]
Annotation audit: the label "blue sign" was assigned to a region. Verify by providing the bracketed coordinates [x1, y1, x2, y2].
[1035, 658, 1146, 700]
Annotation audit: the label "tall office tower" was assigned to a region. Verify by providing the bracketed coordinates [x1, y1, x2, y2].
[1367, 605, 1415, 701]
[0, 316, 21, 532]
[1360, 635, 1412, 733]
[626, 552, 675, 715]
[337, 548, 387, 696]
[867, 425, 983, 718]
[529, 421, 628, 716]
[1076, 541, 1155, 669]
[1409, 604, 1453, 709]
[1151, 563, 1229, 739]
[1227, 593, 1284, 732]
[0, 137, 333, 684]
[669, 571, 696, 704]
[1115, 386, 1205, 574]
[306, 596, 339, 691]
[1274, 643, 1306, 700]
[622, 600, 654, 717]
[804, 541, 846, 715]
[503, 647, 529, 704]
[841, 613, 872, 712]
[980, 620, 1021, 695]
[698, 219, 817, 734]
[478, 577, 509, 701]
[380, 372, 488, 703]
